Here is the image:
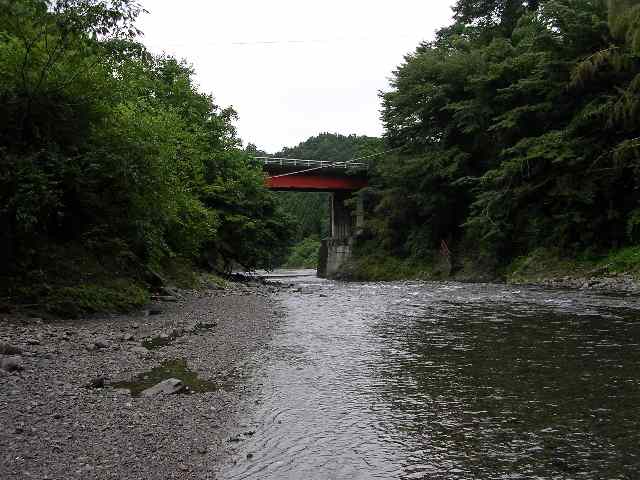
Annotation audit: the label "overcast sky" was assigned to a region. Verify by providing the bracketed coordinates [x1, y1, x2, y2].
[137, 1, 455, 153]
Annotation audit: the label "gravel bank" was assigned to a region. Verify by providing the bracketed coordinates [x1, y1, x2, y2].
[509, 273, 640, 294]
[0, 281, 283, 479]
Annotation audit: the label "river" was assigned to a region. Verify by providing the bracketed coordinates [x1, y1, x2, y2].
[223, 270, 640, 479]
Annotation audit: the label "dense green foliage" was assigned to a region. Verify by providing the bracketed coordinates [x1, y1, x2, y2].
[283, 236, 321, 269]
[0, 0, 291, 311]
[363, 0, 640, 272]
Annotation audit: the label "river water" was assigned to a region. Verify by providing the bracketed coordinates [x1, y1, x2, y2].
[223, 270, 640, 479]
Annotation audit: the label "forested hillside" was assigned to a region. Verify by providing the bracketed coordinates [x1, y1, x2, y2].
[270, 133, 382, 268]
[0, 0, 291, 315]
[352, 0, 640, 280]
[3, 0, 639, 308]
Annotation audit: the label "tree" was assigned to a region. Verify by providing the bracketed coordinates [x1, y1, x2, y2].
[0, 0, 293, 306]
[452, 0, 544, 38]
[369, 0, 640, 268]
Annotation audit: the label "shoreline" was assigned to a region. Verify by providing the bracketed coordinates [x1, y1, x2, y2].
[334, 254, 640, 294]
[506, 273, 640, 294]
[0, 281, 283, 479]
[334, 269, 640, 295]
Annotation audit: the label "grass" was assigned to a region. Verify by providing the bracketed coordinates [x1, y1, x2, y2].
[505, 246, 640, 284]
[605, 246, 640, 274]
[0, 243, 219, 318]
[341, 245, 640, 283]
[111, 359, 221, 396]
[45, 280, 149, 318]
[0, 241, 240, 318]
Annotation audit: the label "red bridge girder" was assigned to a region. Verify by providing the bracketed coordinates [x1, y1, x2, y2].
[266, 174, 367, 192]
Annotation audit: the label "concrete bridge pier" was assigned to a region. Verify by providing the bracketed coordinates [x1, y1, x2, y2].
[318, 192, 363, 278]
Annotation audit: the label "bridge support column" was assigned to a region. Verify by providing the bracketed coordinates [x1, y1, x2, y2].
[318, 192, 363, 278]
[330, 191, 352, 239]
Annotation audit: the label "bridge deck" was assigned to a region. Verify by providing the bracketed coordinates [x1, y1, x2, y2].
[266, 174, 367, 192]
[255, 157, 368, 172]
[256, 156, 368, 192]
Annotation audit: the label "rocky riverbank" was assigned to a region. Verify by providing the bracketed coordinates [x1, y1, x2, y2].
[0, 280, 283, 479]
[508, 272, 640, 293]
[337, 248, 640, 294]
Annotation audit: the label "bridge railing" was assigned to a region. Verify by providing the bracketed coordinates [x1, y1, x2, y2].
[253, 157, 368, 170]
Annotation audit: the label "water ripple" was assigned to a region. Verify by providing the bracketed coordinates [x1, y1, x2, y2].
[223, 273, 640, 479]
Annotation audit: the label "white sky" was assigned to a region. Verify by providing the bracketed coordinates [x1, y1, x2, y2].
[137, 1, 455, 153]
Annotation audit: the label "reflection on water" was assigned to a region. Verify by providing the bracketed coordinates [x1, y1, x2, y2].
[223, 272, 640, 479]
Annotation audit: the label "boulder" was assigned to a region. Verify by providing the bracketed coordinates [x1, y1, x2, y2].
[140, 378, 184, 397]
[86, 376, 108, 389]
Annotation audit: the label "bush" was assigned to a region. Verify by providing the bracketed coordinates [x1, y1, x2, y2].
[605, 246, 640, 274]
[45, 280, 149, 318]
[284, 237, 321, 269]
[0, 1, 293, 313]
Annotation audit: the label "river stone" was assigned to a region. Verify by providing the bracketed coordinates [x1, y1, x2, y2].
[157, 296, 178, 303]
[140, 378, 184, 397]
[86, 376, 108, 389]
[161, 286, 184, 299]
[1, 356, 23, 372]
[0, 343, 21, 355]
[94, 337, 109, 349]
[130, 346, 150, 357]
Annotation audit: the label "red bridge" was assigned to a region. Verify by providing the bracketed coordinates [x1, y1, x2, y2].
[256, 156, 369, 278]
[257, 157, 368, 192]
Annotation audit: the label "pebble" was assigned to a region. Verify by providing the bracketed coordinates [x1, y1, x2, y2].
[0, 280, 281, 479]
